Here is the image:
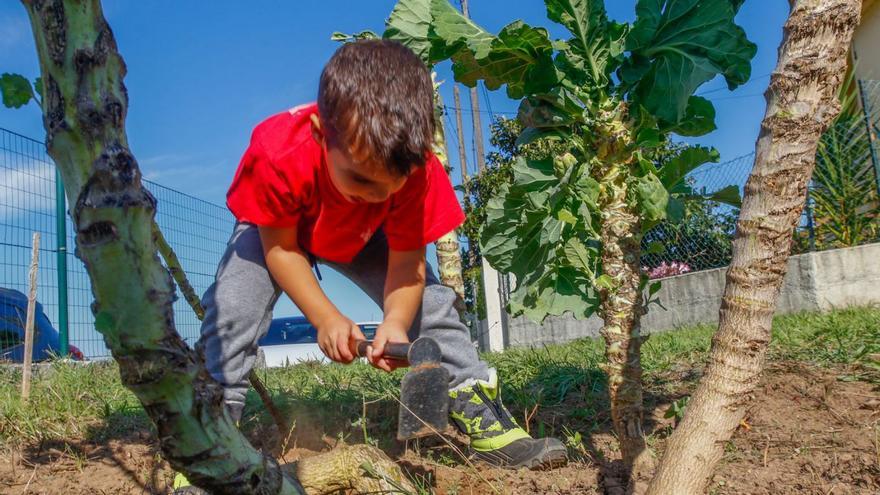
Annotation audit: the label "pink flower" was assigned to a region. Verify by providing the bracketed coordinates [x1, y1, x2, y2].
[644, 261, 692, 279]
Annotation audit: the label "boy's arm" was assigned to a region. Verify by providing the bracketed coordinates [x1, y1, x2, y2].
[369, 247, 426, 372]
[258, 226, 365, 363]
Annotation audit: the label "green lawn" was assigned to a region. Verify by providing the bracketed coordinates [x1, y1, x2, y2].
[1, 306, 877, 451]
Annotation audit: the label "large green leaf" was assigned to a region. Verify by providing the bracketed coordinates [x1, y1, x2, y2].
[563, 236, 597, 276]
[383, 0, 433, 62]
[0, 73, 35, 109]
[509, 266, 597, 321]
[545, 0, 626, 87]
[517, 88, 584, 128]
[481, 186, 532, 272]
[667, 96, 717, 137]
[515, 127, 570, 147]
[430, 0, 494, 58]
[513, 157, 558, 190]
[636, 172, 669, 223]
[383, 0, 462, 64]
[480, 156, 602, 322]
[658, 145, 719, 189]
[702, 185, 741, 207]
[451, 21, 560, 99]
[425, 1, 559, 98]
[575, 172, 600, 209]
[621, 0, 756, 125]
[482, 159, 562, 279]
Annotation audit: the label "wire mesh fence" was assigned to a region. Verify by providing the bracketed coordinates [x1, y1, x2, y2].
[2, 81, 879, 358]
[640, 153, 753, 275]
[640, 79, 880, 277]
[1, 128, 234, 359]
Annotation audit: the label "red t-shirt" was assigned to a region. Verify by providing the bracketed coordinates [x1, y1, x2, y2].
[226, 103, 465, 263]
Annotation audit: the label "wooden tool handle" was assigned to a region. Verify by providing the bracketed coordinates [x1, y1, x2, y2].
[352, 340, 410, 361]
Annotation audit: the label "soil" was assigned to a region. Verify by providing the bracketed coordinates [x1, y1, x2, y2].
[1, 361, 877, 495]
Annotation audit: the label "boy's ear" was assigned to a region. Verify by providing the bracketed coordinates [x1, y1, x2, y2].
[310, 114, 324, 144]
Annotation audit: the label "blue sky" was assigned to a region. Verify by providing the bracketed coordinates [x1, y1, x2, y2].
[0, 1, 790, 324]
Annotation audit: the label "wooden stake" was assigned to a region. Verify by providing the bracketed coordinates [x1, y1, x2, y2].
[452, 85, 470, 180]
[22, 232, 40, 401]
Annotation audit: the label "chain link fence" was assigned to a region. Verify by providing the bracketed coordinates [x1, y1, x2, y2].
[640, 153, 751, 276]
[640, 79, 880, 277]
[1, 128, 234, 359]
[2, 81, 879, 358]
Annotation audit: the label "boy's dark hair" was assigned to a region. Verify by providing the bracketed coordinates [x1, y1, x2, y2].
[318, 39, 435, 177]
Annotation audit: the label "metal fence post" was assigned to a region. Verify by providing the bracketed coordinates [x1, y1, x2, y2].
[55, 167, 69, 356]
[804, 187, 817, 251]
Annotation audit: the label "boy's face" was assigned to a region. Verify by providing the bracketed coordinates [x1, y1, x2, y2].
[312, 116, 412, 203]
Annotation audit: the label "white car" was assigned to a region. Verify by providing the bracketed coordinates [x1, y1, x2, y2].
[256, 316, 380, 367]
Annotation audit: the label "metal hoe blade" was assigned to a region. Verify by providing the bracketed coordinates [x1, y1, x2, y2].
[397, 337, 449, 440]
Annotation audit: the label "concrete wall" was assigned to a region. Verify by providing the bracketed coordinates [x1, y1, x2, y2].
[854, 1, 880, 80]
[504, 242, 880, 349]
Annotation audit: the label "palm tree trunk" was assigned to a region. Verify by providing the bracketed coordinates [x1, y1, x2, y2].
[647, 2, 861, 494]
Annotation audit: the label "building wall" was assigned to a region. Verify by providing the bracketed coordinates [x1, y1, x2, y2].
[854, 1, 880, 79]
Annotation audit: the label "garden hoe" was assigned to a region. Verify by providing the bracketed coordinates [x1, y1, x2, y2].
[351, 337, 450, 440]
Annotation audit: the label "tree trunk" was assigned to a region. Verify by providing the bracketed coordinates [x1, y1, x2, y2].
[646, 2, 861, 494]
[22, 1, 305, 492]
[593, 104, 653, 492]
[432, 84, 467, 311]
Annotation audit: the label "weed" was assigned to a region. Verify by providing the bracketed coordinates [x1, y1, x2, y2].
[562, 426, 589, 462]
[1, 306, 877, 463]
[663, 397, 690, 427]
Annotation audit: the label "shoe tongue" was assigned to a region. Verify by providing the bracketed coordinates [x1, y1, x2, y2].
[477, 380, 499, 401]
[477, 368, 500, 401]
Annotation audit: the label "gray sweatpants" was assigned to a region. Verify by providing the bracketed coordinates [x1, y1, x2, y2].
[196, 222, 489, 421]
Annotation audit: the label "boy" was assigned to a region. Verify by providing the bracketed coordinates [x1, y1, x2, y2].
[174, 39, 567, 492]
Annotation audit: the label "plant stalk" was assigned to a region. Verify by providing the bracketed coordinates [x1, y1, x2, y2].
[593, 104, 654, 491]
[22, 0, 303, 492]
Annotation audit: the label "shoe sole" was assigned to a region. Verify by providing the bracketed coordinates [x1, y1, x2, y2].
[172, 488, 209, 495]
[519, 445, 569, 471]
[473, 444, 569, 470]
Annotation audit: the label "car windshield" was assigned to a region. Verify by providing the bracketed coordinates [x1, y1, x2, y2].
[359, 324, 378, 340]
[0, 309, 24, 353]
[260, 319, 317, 346]
[0, 329, 22, 353]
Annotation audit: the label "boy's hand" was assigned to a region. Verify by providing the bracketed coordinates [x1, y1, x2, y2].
[315, 313, 365, 364]
[368, 320, 410, 372]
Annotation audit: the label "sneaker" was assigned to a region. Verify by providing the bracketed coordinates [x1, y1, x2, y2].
[449, 370, 568, 470]
[171, 472, 208, 495]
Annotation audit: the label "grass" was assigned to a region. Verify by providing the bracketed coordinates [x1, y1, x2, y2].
[1, 306, 878, 451]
